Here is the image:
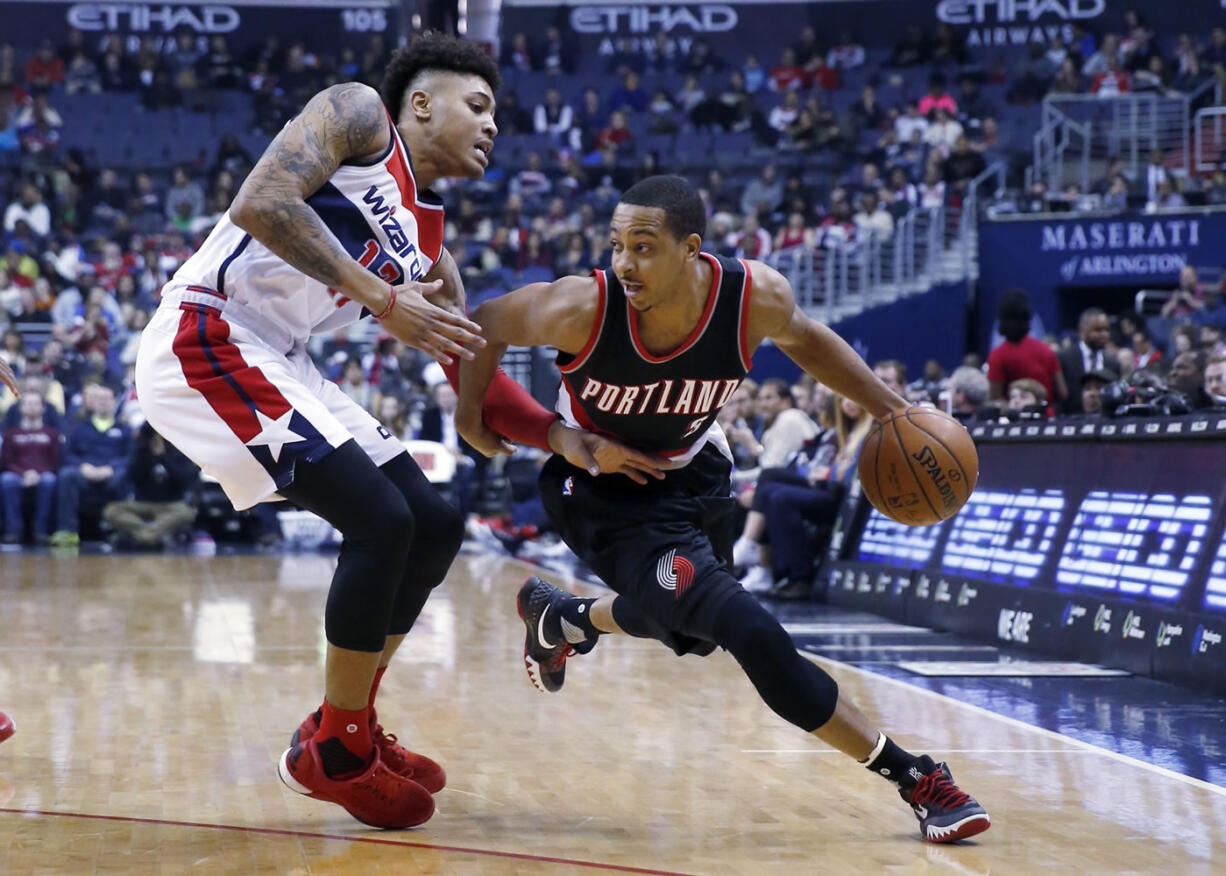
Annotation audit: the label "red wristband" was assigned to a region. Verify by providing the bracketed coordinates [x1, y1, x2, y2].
[441, 359, 558, 452]
[373, 286, 397, 321]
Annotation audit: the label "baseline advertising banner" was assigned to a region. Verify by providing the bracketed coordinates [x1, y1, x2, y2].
[5, 0, 399, 58]
[823, 429, 1226, 692]
[499, 0, 1224, 70]
[975, 209, 1226, 353]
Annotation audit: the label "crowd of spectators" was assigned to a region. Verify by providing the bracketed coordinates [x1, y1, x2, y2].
[979, 269, 1226, 422]
[0, 17, 1224, 570]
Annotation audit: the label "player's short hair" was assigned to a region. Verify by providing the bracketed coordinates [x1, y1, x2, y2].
[381, 30, 500, 123]
[619, 175, 707, 242]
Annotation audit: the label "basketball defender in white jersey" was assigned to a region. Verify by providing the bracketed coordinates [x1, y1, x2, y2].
[135, 32, 658, 830]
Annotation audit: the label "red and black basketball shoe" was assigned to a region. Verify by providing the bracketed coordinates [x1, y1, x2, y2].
[901, 756, 991, 843]
[278, 737, 435, 829]
[0, 711, 13, 743]
[291, 708, 445, 794]
[517, 576, 581, 693]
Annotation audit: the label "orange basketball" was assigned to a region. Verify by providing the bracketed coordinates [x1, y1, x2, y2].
[858, 407, 979, 526]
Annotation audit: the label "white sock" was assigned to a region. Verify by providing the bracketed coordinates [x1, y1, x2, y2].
[859, 731, 887, 765]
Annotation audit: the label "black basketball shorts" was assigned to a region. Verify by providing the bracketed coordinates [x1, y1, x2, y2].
[539, 445, 742, 656]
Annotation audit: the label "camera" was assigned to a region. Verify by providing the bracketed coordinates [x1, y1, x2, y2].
[1100, 380, 1191, 418]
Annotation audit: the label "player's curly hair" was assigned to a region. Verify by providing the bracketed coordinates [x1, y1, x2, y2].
[381, 31, 501, 122]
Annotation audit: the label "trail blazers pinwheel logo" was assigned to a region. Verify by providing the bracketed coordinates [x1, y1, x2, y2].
[656, 549, 695, 600]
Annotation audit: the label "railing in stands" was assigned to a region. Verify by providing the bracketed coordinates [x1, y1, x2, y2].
[1194, 106, 1226, 174]
[766, 162, 1006, 323]
[767, 202, 970, 323]
[1031, 85, 1220, 193]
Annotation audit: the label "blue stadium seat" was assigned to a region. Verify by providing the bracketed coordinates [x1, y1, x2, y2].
[519, 266, 555, 285]
[674, 130, 713, 163]
[638, 133, 675, 157]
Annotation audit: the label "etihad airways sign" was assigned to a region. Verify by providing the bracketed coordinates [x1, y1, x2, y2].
[936, 0, 1105, 25]
[937, 0, 1107, 46]
[569, 4, 737, 33]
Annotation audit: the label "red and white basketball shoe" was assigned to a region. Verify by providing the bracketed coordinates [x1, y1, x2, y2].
[291, 708, 445, 794]
[278, 736, 435, 829]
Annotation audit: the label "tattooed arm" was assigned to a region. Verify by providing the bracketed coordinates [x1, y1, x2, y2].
[229, 82, 482, 363]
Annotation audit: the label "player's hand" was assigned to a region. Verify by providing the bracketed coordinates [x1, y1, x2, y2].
[548, 422, 666, 485]
[455, 407, 515, 458]
[378, 279, 486, 366]
[0, 357, 16, 396]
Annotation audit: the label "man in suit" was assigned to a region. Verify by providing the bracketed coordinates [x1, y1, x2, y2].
[417, 380, 481, 515]
[1059, 308, 1120, 414]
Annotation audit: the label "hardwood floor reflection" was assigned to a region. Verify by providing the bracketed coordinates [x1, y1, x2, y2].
[1, 551, 1224, 874]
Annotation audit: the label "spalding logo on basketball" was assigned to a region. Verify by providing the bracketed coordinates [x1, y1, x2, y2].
[859, 408, 979, 527]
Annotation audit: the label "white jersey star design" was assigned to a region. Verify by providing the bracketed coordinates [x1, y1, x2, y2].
[245, 408, 306, 463]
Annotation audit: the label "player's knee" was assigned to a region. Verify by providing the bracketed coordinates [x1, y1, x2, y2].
[713, 593, 787, 655]
[430, 501, 465, 567]
[714, 593, 839, 730]
[362, 486, 415, 550]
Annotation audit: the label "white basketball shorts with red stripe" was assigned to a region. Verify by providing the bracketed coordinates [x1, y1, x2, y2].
[135, 287, 405, 511]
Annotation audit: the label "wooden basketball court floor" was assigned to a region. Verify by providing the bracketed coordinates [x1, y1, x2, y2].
[2, 549, 1226, 874]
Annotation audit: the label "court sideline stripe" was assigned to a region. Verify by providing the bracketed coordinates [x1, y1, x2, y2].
[0, 808, 698, 876]
[801, 651, 1226, 798]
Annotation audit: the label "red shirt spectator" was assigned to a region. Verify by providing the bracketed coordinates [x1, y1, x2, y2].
[734, 219, 772, 258]
[595, 112, 633, 151]
[769, 49, 807, 91]
[805, 59, 839, 92]
[2, 420, 61, 476]
[24, 46, 65, 89]
[1092, 69, 1132, 96]
[90, 243, 139, 292]
[987, 335, 1062, 409]
[817, 215, 856, 247]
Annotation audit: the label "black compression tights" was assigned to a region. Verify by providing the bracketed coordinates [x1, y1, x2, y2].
[711, 591, 840, 731]
[278, 442, 464, 652]
[608, 588, 840, 731]
[378, 451, 465, 634]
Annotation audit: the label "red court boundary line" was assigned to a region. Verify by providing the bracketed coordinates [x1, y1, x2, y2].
[0, 807, 697, 876]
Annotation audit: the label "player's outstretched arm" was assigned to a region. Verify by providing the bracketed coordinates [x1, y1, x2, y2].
[745, 261, 906, 420]
[457, 277, 666, 483]
[230, 83, 482, 364]
[456, 276, 596, 454]
[427, 249, 559, 453]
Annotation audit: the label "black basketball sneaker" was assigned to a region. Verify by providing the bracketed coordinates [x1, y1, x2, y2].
[901, 756, 991, 843]
[517, 576, 580, 693]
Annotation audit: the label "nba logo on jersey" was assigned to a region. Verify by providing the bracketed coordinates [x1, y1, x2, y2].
[656, 548, 695, 599]
[562, 476, 574, 497]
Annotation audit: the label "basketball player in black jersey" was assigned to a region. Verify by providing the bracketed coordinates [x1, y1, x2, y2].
[456, 176, 990, 844]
